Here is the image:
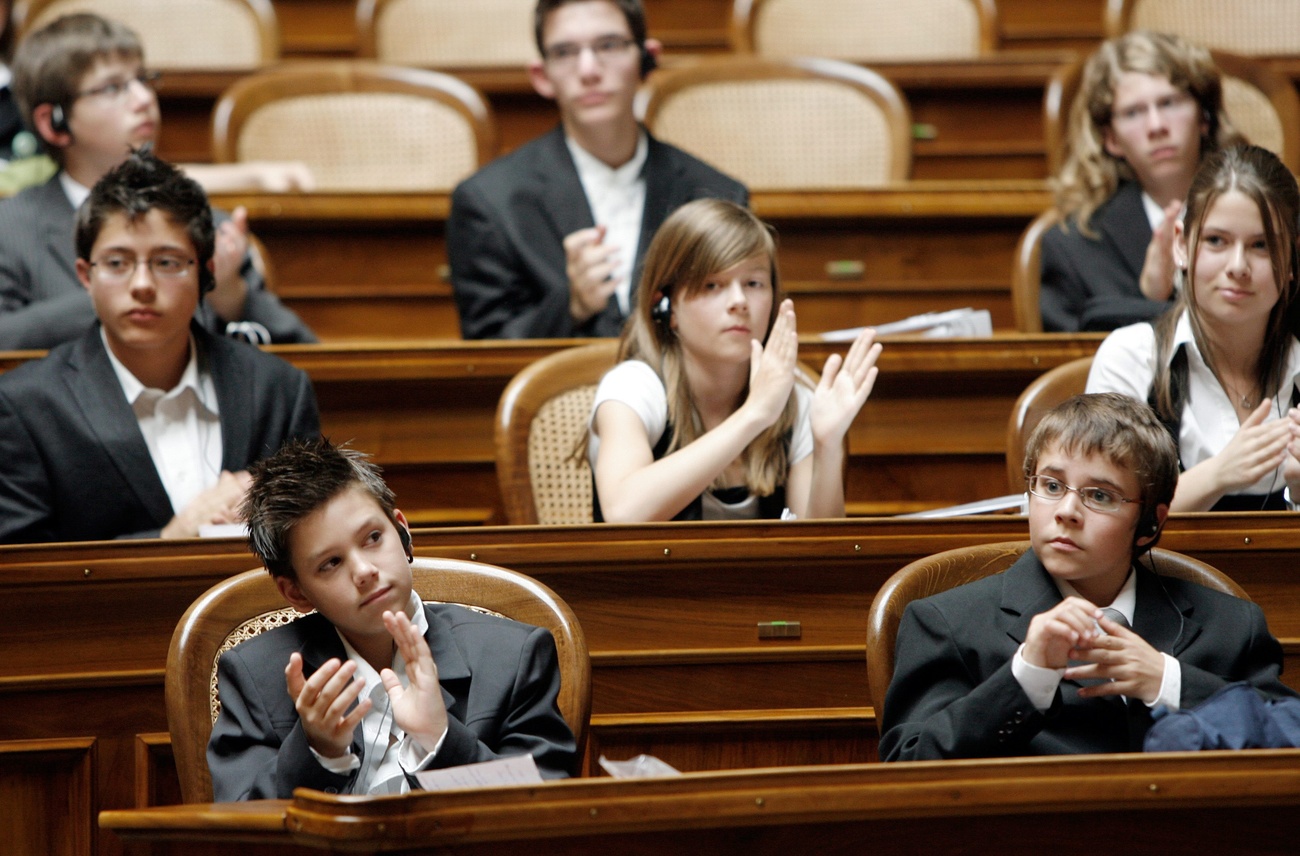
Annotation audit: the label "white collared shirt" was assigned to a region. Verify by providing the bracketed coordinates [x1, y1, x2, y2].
[59, 171, 91, 210]
[101, 329, 222, 514]
[314, 592, 446, 795]
[1012, 569, 1182, 712]
[566, 131, 648, 314]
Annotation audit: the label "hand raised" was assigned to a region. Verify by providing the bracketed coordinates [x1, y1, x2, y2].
[380, 610, 447, 753]
[810, 326, 881, 446]
[564, 225, 621, 323]
[743, 299, 798, 429]
[1211, 401, 1291, 495]
[1140, 200, 1181, 301]
[285, 653, 369, 759]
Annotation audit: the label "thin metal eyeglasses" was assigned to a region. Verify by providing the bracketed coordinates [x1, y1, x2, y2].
[76, 70, 163, 102]
[542, 36, 637, 67]
[89, 254, 196, 283]
[1025, 475, 1137, 514]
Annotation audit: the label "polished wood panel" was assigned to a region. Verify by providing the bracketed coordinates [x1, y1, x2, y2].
[100, 752, 1300, 855]
[6, 513, 1300, 855]
[203, 184, 1052, 342]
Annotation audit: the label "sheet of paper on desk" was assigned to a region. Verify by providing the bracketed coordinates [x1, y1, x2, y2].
[414, 754, 543, 791]
[820, 308, 993, 341]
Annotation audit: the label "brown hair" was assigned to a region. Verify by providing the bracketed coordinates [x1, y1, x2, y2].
[533, 0, 647, 54]
[1024, 392, 1178, 550]
[1053, 30, 1241, 235]
[1150, 144, 1300, 422]
[243, 438, 399, 581]
[10, 13, 143, 164]
[617, 198, 795, 497]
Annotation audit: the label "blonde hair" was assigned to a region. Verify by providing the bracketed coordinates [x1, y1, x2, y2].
[619, 198, 796, 497]
[1151, 144, 1300, 421]
[1054, 31, 1241, 236]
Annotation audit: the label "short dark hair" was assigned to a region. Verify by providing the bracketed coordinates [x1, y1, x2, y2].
[11, 13, 143, 163]
[243, 438, 398, 580]
[1, 0, 17, 64]
[533, 0, 647, 54]
[1024, 393, 1179, 552]
[75, 147, 216, 295]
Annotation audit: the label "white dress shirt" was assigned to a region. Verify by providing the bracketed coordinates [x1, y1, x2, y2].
[566, 132, 648, 314]
[313, 592, 447, 795]
[1011, 569, 1182, 712]
[102, 329, 222, 514]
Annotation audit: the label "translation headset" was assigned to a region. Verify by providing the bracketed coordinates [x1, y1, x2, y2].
[650, 289, 671, 330]
[639, 45, 658, 78]
[398, 523, 413, 561]
[49, 103, 69, 134]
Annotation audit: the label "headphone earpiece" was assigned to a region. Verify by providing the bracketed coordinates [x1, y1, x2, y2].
[49, 104, 68, 135]
[640, 45, 657, 78]
[650, 290, 671, 329]
[398, 523, 413, 560]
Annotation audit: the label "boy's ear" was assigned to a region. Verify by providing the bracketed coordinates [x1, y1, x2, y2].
[275, 575, 315, 614]
[1135, 503, 1170, 548]
[527, 59, 556, 100]
[32, 103, 72, 148]
[394, 508, 413, 560]
[75, 258, 94, 292]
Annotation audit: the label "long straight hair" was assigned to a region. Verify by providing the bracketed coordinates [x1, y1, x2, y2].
[619, 198, 796, 496]
[1151, 144, 1300, 421]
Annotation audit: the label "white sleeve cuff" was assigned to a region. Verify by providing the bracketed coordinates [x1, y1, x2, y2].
[398, 725, 449, 772]
[1147, 653, 1181, 711]
[310, 746, 361, 774]
[1012, 643, 1065, 711]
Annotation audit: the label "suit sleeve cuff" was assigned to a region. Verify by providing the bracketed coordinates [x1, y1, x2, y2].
[310, 746, 361, 775]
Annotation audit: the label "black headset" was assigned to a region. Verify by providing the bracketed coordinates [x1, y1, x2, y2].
[49, 103, 69, 134]
[639, 45, 657, 78]
[398, 523, 413, 561]
[650, 289, 671, 330]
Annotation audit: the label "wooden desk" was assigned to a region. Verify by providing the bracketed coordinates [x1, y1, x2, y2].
[100, 751, 1300, 855]
[205, 183, 1052, 342]
[0, 333, 1092, 524]
[5, 513, 1300, 856]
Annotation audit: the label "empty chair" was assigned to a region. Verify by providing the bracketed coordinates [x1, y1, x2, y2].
[211, 61, 497, 192]
[1003, 357, 1093, 491]
[494, 341, 619, 526]
[731, 0, 998, 62]
[640, 56, 911, 191]
[167, 558, 592, 802]
[1105, 0, 1300, 57]
[356, 0, 536, 67]
[16, 0, 278, 70]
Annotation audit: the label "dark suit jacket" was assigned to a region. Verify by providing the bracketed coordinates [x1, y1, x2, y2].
[208, 603, 577, 799]
[0, 175, 317, 348]
[1039, 181, 1173, 333]
[880, 550, 1295, 761]
[448, 126, 748, 339]
[0, 323, 320, 543]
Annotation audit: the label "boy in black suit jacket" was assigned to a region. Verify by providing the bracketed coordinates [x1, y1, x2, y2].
[881, 393, 1296, 760]
[0, 149, 318, 543]
[448, 0, 746, 339]
[208, 438, 576, 800]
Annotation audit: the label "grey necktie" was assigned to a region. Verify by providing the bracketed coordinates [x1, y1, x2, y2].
[1099, 607, 1130, 632]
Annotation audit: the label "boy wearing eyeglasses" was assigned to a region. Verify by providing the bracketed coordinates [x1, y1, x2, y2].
[448, 0, 747, 339]
[0, 12, 315, 349]
[880, 392, 1295, 760]
[0, 148, 318, 543]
